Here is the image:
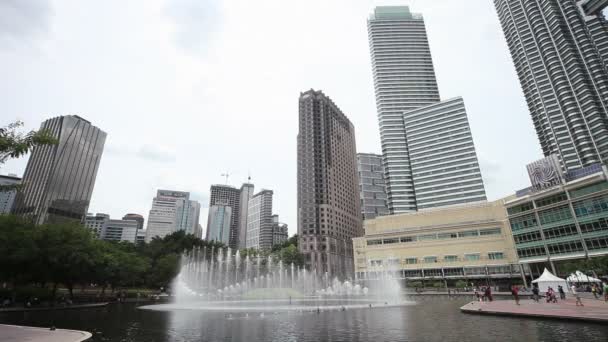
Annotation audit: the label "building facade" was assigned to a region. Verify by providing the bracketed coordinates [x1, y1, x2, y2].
[245, 190, 274, 250]
[506, 162, 608, 275]
[12, 115, 106, 224]
[405, 97, 487, 209]
[353, 200, 524, 286]
[0, 174, 20, 214]
[206, 204, 232, 244]
[85, 213, 110, 238]
[122, 213, 144, 230]
[272, 215, 289, 246]
[238, 183, 255, 249]
[357, 153, 389, 220]
[494, 0, 608, 171]
[208, 185, 242, 248]
[368, 6, 441, 214]
[297, 89, 363, 278]
[102, 219, 139, 243]
[145, 190, 199, 241]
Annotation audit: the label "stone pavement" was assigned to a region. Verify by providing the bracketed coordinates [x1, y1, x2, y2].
[0, 324, 91, 342]
[460, 297, 608, 322]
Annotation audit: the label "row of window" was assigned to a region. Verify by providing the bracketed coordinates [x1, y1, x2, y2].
[368, 252, 504, 266]
[366, 227, 502, 246]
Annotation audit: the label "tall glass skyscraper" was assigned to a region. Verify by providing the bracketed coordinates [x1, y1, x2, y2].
[494, 0, 608, 171]
[368, 6, 441, 213]
[13, 115, 106, 224]
[145, 190, 200, 241]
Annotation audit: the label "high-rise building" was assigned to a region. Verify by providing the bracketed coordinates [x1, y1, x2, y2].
[245, 189, 274, 250]
[367, 6, 487, 213]
[405, 97, 487, 209]
[145, 190, 200, 241]
[368, 6, 441, 214]
[271, 215, 289, 247]
[494, 0, 608, 171]
[357, 153, 389, 220]
[136, 229, 146, 244]
[0, 174, 20, 214]
[85, 213, 110, 238]
[206, 204, 232, 244]
[297, 89, 363, 278]
[207, 184, 242, 248]
[12, 115, 106, 224]
[237, 183, 255, 249]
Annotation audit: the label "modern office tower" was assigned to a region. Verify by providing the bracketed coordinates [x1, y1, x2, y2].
[206, 204, 232, 244]
[357, 153, 389, 220]
[271, 215, 289, 247]
[0, 174, 20, 214]
[245, 190, 274, 250]
[145, 190, 199, 241]
[207, 185, 242, 248]
[297, 89, 363, 278]
[368, 6, 441, 214]
[404, 97, 487, 209]
[12, 115, 106, 224]
[237, 183, 255, 249]
[494, 0, 608, 171]
[85, 213, 110, 238]
[122, 213, 144, 230]
[101, 218, 139, 243]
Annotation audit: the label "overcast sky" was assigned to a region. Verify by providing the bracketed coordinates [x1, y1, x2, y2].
[1, 0, 544, 237]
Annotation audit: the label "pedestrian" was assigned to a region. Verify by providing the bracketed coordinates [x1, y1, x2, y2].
[511, 285, 520, 305]
[558, 285, 566, 300]
[572, 284, 584, 306]
[592, 284, 598, 299]
[475, 288, 481, 302]
[485, 286, 493, 302]
[532, 286, 540, 303]
[603, 282, 608, 302]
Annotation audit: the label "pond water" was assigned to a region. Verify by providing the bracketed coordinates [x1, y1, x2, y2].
[1, 296, 606, 342]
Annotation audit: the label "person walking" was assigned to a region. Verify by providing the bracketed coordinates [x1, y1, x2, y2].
[558, 285, 566, 300]
[511, 285, 520, 305]
[485, 286, 493, 302]
[532, 286, 540, 303]
[591, 284, 598, 299]
[572, 285, 584, 307]
[603, 282, 608, 302]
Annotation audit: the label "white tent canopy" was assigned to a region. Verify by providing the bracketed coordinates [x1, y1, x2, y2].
[567, 270, 601, 283]
[532, 268, 568, 293]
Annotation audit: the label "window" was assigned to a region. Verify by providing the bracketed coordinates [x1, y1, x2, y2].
[423, 256, 437, 263]
[579, 217, 608, 233]
[419, 234, 437, 241]
[569, 181, 608, 198]
[585, 237, 608, 250]
[538, 205, 572, 225]
[367, 239, 382, 246]
[513, 231, 542, 244]
[573, 195, 608, 218]
[488, 252, 504, 260]
[517, 246, 546, 258]
[370, 259, 383, 266]
[547, 241, 584, 255]
[438, 232, 458, 239]
[400, 236, 416, 243]
[535, 192, 567, 208]
[480, 228, 501, 236]
[464, 253, 480, 261]
[543, 224, 578, 240]
[510, 213, 538, 231]
[444, 255, 458, 262]
[405, 257, 417, 264]
[507, 202, 533, 215]
[383, 238, 399, 244]
[458, 230, 479, 238]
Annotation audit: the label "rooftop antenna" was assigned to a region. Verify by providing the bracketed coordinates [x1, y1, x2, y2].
[221, 172, 230, 185]
[247, 170, 252, 183]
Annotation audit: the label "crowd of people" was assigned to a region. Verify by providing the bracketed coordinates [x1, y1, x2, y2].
[511, 282, 608, 306]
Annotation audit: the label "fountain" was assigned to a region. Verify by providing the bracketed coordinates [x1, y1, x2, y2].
[139, 247, 413, 313]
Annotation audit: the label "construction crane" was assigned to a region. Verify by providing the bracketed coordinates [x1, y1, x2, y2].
[221, 172, 230, 184]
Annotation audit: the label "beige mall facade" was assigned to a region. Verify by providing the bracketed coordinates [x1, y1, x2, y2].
[353, 199, 527, 286]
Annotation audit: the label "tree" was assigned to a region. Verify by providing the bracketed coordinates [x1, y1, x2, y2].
[275, 245, 304, 267]
[0, 121, 57, 190]
[0, 216, 38, 300]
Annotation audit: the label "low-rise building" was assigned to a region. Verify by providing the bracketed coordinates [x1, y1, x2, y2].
[0, 174, 20, 214]
[102, 219, 139, 242]
[505, 160, 608, 276]
[353, 199, 524, 287]
[85, 213, 110, 238]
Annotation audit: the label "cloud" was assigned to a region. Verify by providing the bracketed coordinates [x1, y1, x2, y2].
[0, 0, 52, 42]
[164, 0, 221, 56]
[137, 145, 177, 163]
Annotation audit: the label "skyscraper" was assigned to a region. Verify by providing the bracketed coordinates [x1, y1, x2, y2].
[368, 6, 441, 214]
[245, 189, 274, 250]
[297, 89, 363, 278]
[237, 183, 255, 249]
[367, 6, 487, 212]
[13, 115, 106, 224]
[145, 190, 200, 241]
[207, 184, 242, 248]
[494, 0, 608, 171]
[206, 204, 232, 244]
[357, 153, 389, 220]
[405, 97, 487, 209]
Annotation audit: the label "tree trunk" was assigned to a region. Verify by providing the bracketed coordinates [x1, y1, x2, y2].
[67, 283, 74, 301]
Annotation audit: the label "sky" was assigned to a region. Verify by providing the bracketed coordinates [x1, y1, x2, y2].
[1, 0, 544, 237]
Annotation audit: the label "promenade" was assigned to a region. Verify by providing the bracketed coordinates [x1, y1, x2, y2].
[461, 298, 608, 323]
[0, 324, 91, 342]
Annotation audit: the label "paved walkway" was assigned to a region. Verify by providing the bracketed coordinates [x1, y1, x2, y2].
[461, 298, 608, 323]
[0, 324, 91, 342]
